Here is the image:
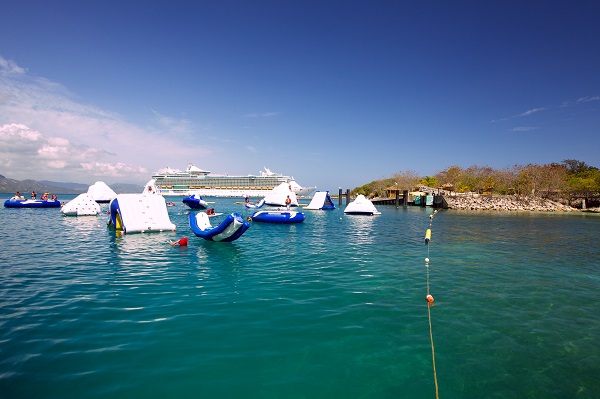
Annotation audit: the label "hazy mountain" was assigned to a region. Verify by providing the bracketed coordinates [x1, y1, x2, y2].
[0, 174, 144, 195]
[108, 183, 145, 193]
[39, 180, 89, 192]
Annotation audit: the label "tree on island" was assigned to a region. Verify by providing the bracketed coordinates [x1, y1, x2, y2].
[351, 159, 600, 208]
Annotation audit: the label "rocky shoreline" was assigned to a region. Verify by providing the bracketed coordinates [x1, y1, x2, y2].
[443, 194, 586, 212]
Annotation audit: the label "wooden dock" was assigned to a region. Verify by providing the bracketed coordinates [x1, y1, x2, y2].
[371, 191, 448, 209]
[335, 188, 448, 209]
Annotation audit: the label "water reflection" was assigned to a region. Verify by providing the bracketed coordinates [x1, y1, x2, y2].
[343, 214, 376, 245]
[60, 214, 104, 236]
[193, 240, 243, 266]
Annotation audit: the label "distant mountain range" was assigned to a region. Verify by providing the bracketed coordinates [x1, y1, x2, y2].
[0, 174, 144, 195]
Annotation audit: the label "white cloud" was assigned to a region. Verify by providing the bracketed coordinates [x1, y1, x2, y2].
[517, 107, 545, 117]
[0, 56, 26, 75]
[576, 96, 600, 103]
[243, 112, 280, 118]
[509, 126, 539, 132]
[0, 57, 213, 184]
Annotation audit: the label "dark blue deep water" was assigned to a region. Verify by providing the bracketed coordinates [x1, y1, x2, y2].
[1, 195, 599, 398]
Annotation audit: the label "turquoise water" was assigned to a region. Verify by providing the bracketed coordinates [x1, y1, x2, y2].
[1, 195, 599, 399]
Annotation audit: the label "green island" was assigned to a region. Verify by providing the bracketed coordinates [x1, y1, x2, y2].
[352, 159, 600, 212]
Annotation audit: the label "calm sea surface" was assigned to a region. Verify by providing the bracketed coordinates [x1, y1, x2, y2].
[1, 194, 599, 399]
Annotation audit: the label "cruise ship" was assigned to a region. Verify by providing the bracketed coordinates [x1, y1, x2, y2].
[149, 165, 316, 197]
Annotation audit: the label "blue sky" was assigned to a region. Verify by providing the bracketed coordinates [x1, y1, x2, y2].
[1, 1, 598, 192]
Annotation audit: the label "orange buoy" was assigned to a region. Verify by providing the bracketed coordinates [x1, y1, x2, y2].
[426, 294, 434, 303]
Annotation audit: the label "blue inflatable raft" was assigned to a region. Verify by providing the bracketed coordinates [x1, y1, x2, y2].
[189, 212, 250, 242]
[251, 210, 305, 224]
[4, 198, 61, 208]
[182, 194, 209, 209]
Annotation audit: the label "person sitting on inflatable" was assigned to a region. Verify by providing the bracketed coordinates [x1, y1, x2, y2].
[206, 208, 216, 216]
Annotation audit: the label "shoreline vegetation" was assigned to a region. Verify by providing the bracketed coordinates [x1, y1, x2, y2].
[355, 159, 600, 213]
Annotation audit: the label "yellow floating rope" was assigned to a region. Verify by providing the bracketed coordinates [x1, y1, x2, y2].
[425, 209, 441, 398]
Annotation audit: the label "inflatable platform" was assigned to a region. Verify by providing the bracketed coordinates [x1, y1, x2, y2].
[4, 198, 61, 208]
[251, 210, 305, 224]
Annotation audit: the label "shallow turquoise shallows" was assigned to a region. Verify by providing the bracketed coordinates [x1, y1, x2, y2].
[1, 195, 599, 399]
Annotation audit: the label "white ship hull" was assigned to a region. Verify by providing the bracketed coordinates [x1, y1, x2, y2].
[160, 187, 278, 197]
[151, 165, 316, 198]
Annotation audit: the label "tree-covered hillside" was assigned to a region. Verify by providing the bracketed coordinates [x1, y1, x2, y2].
[352, 159, 600, 207]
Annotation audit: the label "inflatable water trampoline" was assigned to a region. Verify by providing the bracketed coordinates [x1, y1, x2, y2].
[251, 210, 305, 224]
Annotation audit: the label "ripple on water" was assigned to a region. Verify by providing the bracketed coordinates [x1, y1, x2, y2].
[0, 199, 599, 398]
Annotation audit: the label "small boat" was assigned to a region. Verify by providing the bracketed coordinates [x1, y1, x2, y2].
[189, 212, 250, 242]
[182, 194, 209, 209]
[251, 210, 305, 224]
[244, 199, 265, 209]
[343, 195, 381, 215]
[4, 197, 61, 208]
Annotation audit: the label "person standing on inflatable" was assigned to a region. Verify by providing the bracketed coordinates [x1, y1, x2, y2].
[285, 195, 292, 210]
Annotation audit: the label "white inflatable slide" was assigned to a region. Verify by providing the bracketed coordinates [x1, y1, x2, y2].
[304, 191, 335, 210]
[107, 194, 176, 233]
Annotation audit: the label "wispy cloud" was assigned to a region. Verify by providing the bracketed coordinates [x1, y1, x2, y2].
[0, 55, 211, 183]
[150, 109, 195, 136]
[509, 126, 539, 132]
[491, 106, 546, 123]
[576, 96, 600, 103]
[0, 56, 26, 75]
[517, 107, 545, 117]
[494, 95, 598, 124]
[243, 112, 280, 118]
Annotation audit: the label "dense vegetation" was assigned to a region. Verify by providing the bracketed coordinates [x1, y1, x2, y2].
[352, 159, 600, 207]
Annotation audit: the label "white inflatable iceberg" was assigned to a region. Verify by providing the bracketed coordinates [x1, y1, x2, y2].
[263, 182, 298, 207]
[88, 181, 117, 203]
[344, 195, 381, 215]
[61, 193, 101, 216]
